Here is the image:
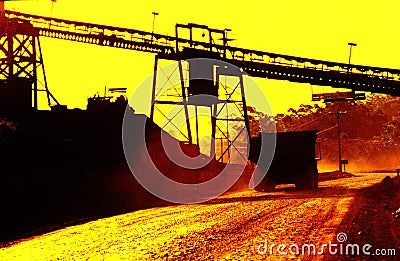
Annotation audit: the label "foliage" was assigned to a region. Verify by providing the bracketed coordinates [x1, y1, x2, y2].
[251, 94, 400, 145]
[247, 94, 400, 171]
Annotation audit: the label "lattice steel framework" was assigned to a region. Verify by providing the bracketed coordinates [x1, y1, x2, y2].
[150, 56, 250, 163]
[0, 16, 59, 110]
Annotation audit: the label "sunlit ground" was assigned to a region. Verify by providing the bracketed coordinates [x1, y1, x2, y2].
[0, 173, 393, 260]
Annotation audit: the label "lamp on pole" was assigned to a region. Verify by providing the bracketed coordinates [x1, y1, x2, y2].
[348, 42, 357, 71]
[151, 12, 159, 43]
[329, 111, 347, 172]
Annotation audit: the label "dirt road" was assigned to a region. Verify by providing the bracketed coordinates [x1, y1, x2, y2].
[1, 173, 398, 260]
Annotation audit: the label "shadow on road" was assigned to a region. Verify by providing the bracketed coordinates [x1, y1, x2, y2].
[202, 185, 363, 206]
[324, 182, 400, 260]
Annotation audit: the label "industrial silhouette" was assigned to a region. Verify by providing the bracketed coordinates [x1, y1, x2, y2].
[1, 6, 399, 243]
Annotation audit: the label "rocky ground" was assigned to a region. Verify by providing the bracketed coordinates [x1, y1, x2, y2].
[0, 173, 399, 260]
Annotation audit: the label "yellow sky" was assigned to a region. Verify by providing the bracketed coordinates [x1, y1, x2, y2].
[4, 0, 400, 114]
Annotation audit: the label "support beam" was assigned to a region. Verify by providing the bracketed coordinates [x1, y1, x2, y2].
[150, 55, 158, 120]
[178, 60, 192, 144]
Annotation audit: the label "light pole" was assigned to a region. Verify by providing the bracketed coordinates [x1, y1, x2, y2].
[348, 42, 357, 71]
[151, 12, 159, 43]
[329, 111, 347, 172]
[51, 0, 56, 16]
[330, 111, 347, 172]
[49, 0, 57, 29]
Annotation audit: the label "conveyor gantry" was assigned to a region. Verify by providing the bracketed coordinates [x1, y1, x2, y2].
[2, 10, 400, 96]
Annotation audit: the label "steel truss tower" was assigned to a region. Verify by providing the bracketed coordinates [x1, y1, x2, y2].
[0, 15, 59, 111]
[150, 55, 251, 164]
[150, 23, 251, 164]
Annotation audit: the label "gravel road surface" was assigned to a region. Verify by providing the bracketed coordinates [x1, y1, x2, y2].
[0, 173, 397, 260]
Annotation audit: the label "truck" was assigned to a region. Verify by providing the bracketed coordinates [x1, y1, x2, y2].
[249, 130, 321, 191]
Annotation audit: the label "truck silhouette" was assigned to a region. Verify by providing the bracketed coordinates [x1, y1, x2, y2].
[249, 130, 320, 191]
